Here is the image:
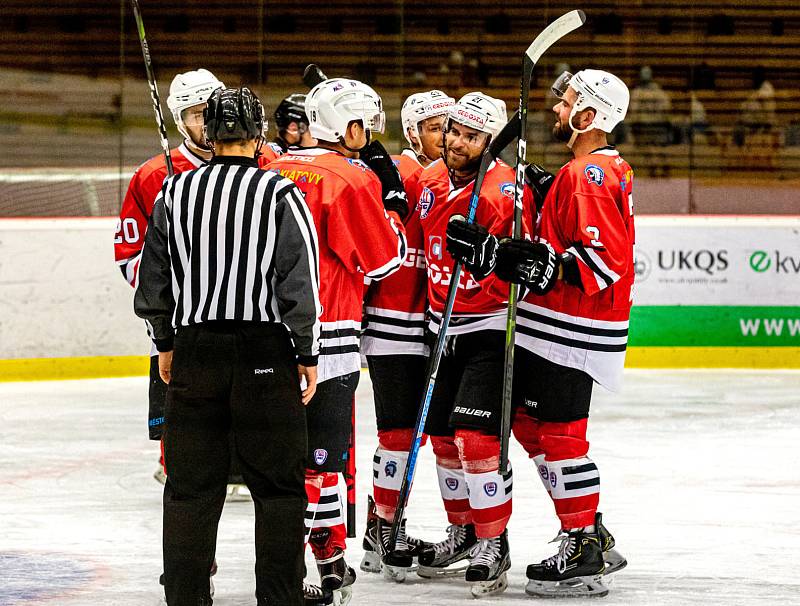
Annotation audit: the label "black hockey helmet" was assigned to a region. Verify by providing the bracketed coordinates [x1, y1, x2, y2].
[273, 93, 308, 129]
[204, 86, 266, 142]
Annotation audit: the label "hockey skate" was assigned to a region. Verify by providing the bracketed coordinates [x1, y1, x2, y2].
[303, 581, 334, 606]
[360, 496, 430, 581]
[596, 512, 627, 575]
[159, 559, 218, 598]
[525, 529, 608, 598]
[316, 548, 356, 605]
[465, 530, 511, 598]
[416, 523, 477, 579]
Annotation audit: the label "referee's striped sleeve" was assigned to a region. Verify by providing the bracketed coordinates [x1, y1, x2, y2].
[272, 180, 322, 366]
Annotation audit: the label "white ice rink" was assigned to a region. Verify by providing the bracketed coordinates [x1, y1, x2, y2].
[2, 369, 799, 606]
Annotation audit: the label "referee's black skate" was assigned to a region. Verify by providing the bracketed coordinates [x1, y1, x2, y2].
[525, 528, 608, 598]
[303, 581, 334, 606]
[465, 530, 511, 598]
[416, 523, 477, 578]
[159, 559, 218, 598]
[316, 548, 355, 605]
[596, 512, 627, 575]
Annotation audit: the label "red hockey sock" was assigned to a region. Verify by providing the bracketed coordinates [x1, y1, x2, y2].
[372, 428, 419, 522]
[309, 472, 346, 559]
[431, 435, 471, 525]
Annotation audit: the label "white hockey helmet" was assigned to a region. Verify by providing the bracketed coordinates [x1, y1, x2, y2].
[565, 69, 629, 134]
[401, 90, 455, 145]
[305, 78, 385, 142]
[167, 69, 225, 141]
[447, 92, 507, 139]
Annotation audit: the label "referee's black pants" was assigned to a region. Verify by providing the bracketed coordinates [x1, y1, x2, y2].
[162, 321, 307, 606]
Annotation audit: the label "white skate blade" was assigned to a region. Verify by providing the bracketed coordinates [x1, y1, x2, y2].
[603, 548, 627, 575]
[360, 550, 382, 574]
[416, 563, 468, 579]
[381, 563, 408, 583]
[525, 573, 608, 598]
[333, 585, 352, 606]
[469, 571, 509, 598]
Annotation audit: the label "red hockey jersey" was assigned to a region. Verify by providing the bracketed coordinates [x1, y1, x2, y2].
[417, 158, 533, 335]
[266, 148, 407, 383]
[517, 147, 635, 392]
[257, 141, 285, 167]
[362, 149, 428, 357]
[114, 142, 205, 286]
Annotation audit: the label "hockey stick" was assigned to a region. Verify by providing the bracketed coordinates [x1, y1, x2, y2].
[130, 0, 173, 177]
[499, 10, 587, 475]
[303, 64, 329, 88]
[387, 111, 521, 552]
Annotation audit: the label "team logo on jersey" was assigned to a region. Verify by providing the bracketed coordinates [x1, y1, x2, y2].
[499, 182, 515, 199]
[549, 471, 558, 488]
[384, 460, 398, 478]
[445, 478, 459, 491]
[584, 164, 605, 186]
[538, 464, 548, 481]
[483, 481, 498, 497]
[346, 158, 369, 172]
[314, 449, 328, 465]
[418, 187, 435, 219]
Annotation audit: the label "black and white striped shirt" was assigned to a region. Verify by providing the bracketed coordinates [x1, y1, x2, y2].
[134, 155, 322, 365]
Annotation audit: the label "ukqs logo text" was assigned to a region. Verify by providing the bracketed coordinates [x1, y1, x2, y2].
[657, 249, 728, 275]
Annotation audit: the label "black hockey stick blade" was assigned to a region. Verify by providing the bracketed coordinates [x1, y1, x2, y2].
[303, 64, 329, 88]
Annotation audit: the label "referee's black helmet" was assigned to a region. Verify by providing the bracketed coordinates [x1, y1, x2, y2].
[204, 87, 266, 142]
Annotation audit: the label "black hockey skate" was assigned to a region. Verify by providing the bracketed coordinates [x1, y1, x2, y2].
[596, 512, 627, 575]
[303, 581, 334, 606]
[361, 495, 423, 582]
[416, 523, 477, 579]
[465, 530, 511, 598]
[525, 529, 608, 598]
[316, 548, 356, 605]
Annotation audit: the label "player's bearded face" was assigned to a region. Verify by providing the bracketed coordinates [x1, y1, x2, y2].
[417, 115, 446, 161]
[552, 88, 578, 142]
[182, 105, 211, 150]
[444, 122, 488, 172]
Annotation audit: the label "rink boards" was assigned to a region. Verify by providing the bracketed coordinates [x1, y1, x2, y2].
[0, 216, 798, 380]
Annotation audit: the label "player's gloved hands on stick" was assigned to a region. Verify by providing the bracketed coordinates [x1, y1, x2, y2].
[495, 238, 560, 295]
[360, 140, 409, 219]
[445, 214, 498, 280]
[524, 163, 555, 210]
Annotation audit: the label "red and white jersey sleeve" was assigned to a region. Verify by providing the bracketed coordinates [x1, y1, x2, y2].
[417, 158, 534, 336]
[517, 147, 635, 392]
[266, 148, 407, 383]
[363, 149, 428, 357]
[114, 142, 205, 286]
[257, 141, 285, 167]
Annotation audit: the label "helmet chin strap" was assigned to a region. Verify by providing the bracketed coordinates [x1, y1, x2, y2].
[566, 107, 594, 150]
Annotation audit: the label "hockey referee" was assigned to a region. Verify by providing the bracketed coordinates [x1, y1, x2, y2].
[135, 86, 321, 606]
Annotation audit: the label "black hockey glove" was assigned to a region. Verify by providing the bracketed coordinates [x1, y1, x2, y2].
[524, 163, 555, 212]
[445, 214, 497, 280]
[360, 140, 409, 220]
[495, 238, 559, 295]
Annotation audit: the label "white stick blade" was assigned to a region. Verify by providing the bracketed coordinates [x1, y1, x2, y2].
[525, 10, 587, 65]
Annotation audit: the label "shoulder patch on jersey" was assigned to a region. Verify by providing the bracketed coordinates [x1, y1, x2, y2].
[347, 158, 369, 172]
[499, 181, 515, 199]
[584, 164, 605, 186]
[418, 187, 436, 219]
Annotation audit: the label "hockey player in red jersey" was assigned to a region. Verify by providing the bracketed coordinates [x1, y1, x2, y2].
[258, 93, 316, 165]
[359, 90, 454, 580]
[447, 69, 633, 598]
[266, 78, 408, 606]
[114, 68, 223, 470]
[414, 92, 534, 597]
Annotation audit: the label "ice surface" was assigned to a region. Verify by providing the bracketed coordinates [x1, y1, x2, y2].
[2, 369, 799, 605]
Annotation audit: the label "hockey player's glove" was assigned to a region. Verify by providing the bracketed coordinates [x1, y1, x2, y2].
[360, 140, 409, 220]
[524, 163, 555, 212]
[495, 238, 559, 295]
[445, 214, 498, 280]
